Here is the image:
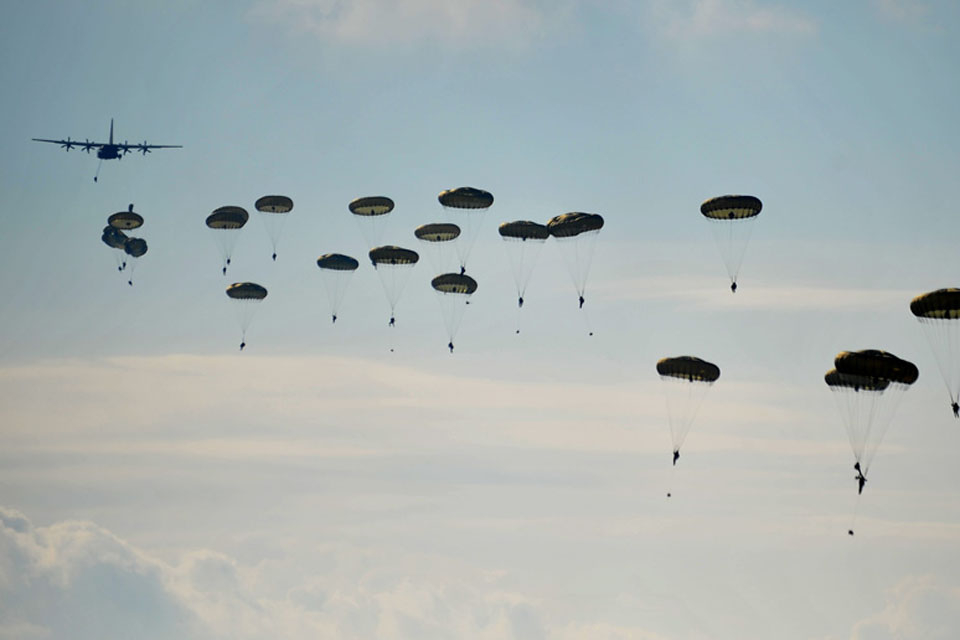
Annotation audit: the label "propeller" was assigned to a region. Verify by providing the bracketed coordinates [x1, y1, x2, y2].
[121, 140, 130, 156]
[138, 140, 151, 155]
[60, 137, 74, 151]
[82, 139, 94, 153]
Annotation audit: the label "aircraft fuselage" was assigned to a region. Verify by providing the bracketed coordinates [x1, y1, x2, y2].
[98, 145, 122, 160]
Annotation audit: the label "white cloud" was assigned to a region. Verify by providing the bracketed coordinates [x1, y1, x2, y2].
[647, 0, 818, 40]
[250, 0, 572, 49]
[872, 0, 930, 23]
[851, 576, 960, 640]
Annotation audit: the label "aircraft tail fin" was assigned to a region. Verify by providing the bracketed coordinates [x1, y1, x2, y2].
[109, 118, 114, 144]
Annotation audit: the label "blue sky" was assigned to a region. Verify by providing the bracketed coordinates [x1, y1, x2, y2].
[2, 1, 960, 638]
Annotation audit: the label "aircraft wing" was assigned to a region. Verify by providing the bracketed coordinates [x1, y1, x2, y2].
[120, 142, 183, 155]
[32, 137, 103, 150]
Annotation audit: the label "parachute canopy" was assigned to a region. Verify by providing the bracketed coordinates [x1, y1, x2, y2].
[432, 273, 478, 294]
[834, 350, 918, 385]
[226, 282, 268, 300]
[438, 187, 494, 209]
[124, 237, 147, 258]
[910, 288, 960, 319]
[415, 223, 461, 242]
[547, 212, 604, 238]
[349, 196, 394, 216]
[255, 195, 294, 214]
[206, 206, 249, 229]
[657, 356, 721, 382]
[109, 211, 144, 230]
[700, 195, 762, 220]
[317, 253, 359, 271]
[499, 221, 550, 241]
[101, 226, 127, 250]
[369, 245, 420, 266]
[824, 369, 890, 392]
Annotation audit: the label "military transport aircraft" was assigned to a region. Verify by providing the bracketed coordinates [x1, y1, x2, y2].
[32, 119, 182, 181]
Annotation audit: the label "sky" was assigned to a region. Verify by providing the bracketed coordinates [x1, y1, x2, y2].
[1, 0, 960, 638]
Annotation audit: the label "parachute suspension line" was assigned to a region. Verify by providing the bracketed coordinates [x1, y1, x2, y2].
[919, 317, 960, 405]
[848, 491, 863, 536]
[94, 159, 103, 183]
[666, 462, 677, 498]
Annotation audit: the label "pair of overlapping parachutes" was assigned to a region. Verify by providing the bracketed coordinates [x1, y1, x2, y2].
[100, 204, 148, 286]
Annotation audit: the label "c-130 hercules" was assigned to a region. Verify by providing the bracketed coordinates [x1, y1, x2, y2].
[32, 118, 182, 182]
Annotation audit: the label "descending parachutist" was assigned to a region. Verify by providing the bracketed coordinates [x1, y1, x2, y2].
[518, 296, 524, 308]
[222, 266, 227, 275]
[516, 329, 520, 335]
[272, 252, 277, 261]
[848, 529, 854, 536]
[389, 316, 395, 327]
[460, 266, 465, 275]
[239, 341, 246, 351]
[673, 450, 680, 466]
[579, 295, 585, 309]
[952, 401, 959, 418]
[731, 282, 738, 293]
[226, 258, 231, 265]
[448, 342, 454, 354]
[331, 315, 337, 324]
[127, 279, 133, 286]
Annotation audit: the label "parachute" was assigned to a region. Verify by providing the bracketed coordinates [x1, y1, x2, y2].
[226, 282, 268, 351]
[316, 253, 359, 324]
[656, 356, 720, 497]
[368, 245, 419, 327]
[415, 223, 461, 274]
[827, 350, 917, 534]
[498, 221, 549, 332]
[700, 195, 761, 293]
[431, 273, 478, 353]
[101, 225, 129, 273]
[255, 195, 293, 261]
[108, 205, 143, 230]
[438, 187, 493, 273]
[206, 206, 249, 275]
[350, 196, 394, 250]
[547, 212, 603, 314]
[910, 288, 960, 417]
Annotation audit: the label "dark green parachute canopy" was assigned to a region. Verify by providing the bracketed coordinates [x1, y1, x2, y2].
[123, 237, 147, 258]
[316, 253, 359, 271]
[835, 350, 918, 385]
[369, 245, 419, 266]
[206, 206, 249, 229]
[432, 273, 478, 294]
[108, 211, 144, 230]
[824, 368, 890, 392]
[910, 288, 960, 319]
[438, 187, 494, 209]
[349, 196, 394, 216]
[499, 221, 550, 241]
[255, 195, 293, 214]
[101, 226, 127, 250]
[415, 223, 461, 242]
[547, 212, 605, 238]
[226, 282, 268, 300]
[657, 356, 721, 382]
[700, 195, 762, 220]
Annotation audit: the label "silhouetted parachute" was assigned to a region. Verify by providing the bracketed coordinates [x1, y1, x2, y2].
[499, 221, 549, 331]
[350, 196, 394, 249]
[415, 223, 461, 274]
[255, 195, 293, 261]
[547, 212, 603, 313]
[122, 237, 147, 286]
[910, 288, 960, 418]
[108, 205, 143, 230]
[316, 253, 359, 324]
[829, 350, 917, 520]
[206, 206, 249, 275]
[700, 195, 761, 293]
[657, 356, 720, 496]
[101, 225, 128, 272]
[438, 187, 493, 273]
[431, 273, 477, 353]
[226, 282, 268, 351]
[368, 245, 419, 327]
